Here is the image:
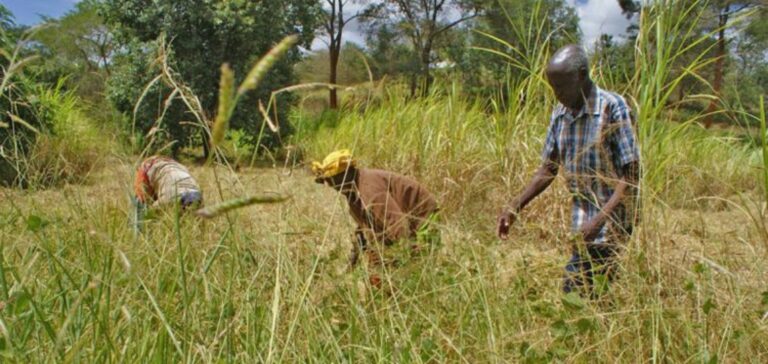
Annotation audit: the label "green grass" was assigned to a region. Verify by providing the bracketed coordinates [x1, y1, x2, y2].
[1, 0, 767, 362]
[1, 85, 766, 361]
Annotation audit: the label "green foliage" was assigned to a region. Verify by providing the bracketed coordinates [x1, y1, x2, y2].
[1, 24, 109, 187]
[726, 7, 768, 115]
[0, 4, 14, 31]
[101, 0, 321, 157]
[364, 23, 421, 80]
[0, 28, 50, 185]
[466, 0, 580, 96]
[297, 43, 372, 85]
[32, 0, 114, 101]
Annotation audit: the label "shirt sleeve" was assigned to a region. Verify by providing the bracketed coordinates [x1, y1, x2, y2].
[541, 111, 561, 164]
[608, 96, 640, 171]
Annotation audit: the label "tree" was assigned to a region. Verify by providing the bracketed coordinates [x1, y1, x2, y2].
[364, 22, 420, 81]
[102, 0, 320, 157]
[33, 0, 115, 102]
[464, 0, 580, 99]
[728, 5, 768, 113]
[619, 0, 763, 126]
[297, 43, 371, 86]
[474, 0, 579, 74]
[319, 0, 372, 109]
[368, 0, 482, 96]
[703, 1, 760, 127]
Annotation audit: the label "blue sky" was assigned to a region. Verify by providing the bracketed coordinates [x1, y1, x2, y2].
[4, 0, 633, 48]
[3, 0, 78, 25]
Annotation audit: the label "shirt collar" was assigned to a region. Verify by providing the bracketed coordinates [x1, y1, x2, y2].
[555, 86, 603, 122]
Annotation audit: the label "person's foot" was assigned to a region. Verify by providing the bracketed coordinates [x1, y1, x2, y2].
[348, 248, 360, 270]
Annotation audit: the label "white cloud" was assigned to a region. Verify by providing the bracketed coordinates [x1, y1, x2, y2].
[310, 2, 369, 52]
[566, 0, 636, 48]
[309, 0, 636, 52]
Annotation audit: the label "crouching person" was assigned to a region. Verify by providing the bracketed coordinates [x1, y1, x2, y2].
[134, 156, 203, 211]
[312, 150, 439, 288]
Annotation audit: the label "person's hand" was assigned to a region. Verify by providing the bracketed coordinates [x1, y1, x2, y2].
[496, 208, 517, 240]
[580, 217, 603, 242]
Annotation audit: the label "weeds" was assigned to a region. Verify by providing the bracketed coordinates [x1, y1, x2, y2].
[0, 1, 766, 362]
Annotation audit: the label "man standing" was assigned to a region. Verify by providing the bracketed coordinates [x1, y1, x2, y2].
[496, 45, 640, 294]
[312, 149, 439, 285]
[134, 155, 203, 210]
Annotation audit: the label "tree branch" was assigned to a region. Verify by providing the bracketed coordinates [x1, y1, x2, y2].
[433, 12, 478, 38]
[342, 12, 363, 27]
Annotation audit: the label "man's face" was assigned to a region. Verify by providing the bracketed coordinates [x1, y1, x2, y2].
[546, 69, 585, 110]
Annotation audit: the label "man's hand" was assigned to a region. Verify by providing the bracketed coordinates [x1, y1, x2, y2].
[497, 163, 558, 241]
[580, 217, 604, 242]
[496, 209, 517, 240]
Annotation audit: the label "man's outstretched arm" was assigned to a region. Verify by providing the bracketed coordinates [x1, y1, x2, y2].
[497, 160, 558, 240]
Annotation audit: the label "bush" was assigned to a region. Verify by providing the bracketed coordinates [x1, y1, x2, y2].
[1, 79, 109, 187]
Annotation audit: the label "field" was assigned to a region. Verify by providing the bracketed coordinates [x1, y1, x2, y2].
[2, 0, 768, 362]
[1, 86, 768, 362]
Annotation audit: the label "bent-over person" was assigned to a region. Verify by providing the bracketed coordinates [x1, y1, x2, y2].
[312, 150, 439, 286]
[134, 156, 202, 210]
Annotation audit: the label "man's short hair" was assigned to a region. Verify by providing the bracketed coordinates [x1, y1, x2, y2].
[550, 45, 589, 74]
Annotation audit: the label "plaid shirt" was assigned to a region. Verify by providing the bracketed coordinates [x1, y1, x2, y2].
[541, 87, 640, 243]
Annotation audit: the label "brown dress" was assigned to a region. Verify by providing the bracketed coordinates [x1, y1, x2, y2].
[345, 168, 438, 245]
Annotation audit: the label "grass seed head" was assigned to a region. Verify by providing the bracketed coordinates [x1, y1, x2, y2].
[212, 63, 236, 148]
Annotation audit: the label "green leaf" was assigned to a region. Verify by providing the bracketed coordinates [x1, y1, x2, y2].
[684, 280, 696, 292]
[707, 354, 719, 364]
[531, 301, 557, 318]
[550, 319, 573, 339]
[561, 292, 585, 311]
[761, 291, 768, 305]
[703, 298, 716, 315]
[547, 344, 570, 359]
[576, 317, 596, 333]
[26, 214, 48, 232]
[10, 291, 31, 316]
[593, 274, 609, 296]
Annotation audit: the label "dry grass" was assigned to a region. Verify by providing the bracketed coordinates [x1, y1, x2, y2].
[0, 141, 766, 361]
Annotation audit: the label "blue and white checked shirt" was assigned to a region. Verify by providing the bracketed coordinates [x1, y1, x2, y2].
[541, 87, 640, 243]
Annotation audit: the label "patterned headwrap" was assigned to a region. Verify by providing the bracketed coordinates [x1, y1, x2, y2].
[311, 149, 356, 178]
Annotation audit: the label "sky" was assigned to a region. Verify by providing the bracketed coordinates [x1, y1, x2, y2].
[566, 0, 635, 46]
[309, 0, 634, 51]
[4, 0, 634, 49]
[3, 0, 78, 25]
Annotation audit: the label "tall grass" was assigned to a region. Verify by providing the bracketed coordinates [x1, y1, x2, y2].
[0, 0, 766, 362]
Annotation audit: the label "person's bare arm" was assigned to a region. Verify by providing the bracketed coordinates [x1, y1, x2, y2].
[497, 160, 558, 240]
[580, 161, 639, 242]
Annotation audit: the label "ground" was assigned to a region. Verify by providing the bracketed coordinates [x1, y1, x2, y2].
[0, 157, 766, 362]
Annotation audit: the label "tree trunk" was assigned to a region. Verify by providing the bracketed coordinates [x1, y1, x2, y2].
[329, 44, 340, 109]
[409, 74, 418, 99]
[419, 44, 432, 97]
[202, 133, 211, 160]
[705, 9, 728, 128]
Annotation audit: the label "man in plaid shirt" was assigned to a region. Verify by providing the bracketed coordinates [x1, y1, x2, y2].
[496, 45, 640, 295]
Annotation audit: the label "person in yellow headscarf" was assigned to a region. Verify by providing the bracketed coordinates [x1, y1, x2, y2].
[313, 149, 439, 287]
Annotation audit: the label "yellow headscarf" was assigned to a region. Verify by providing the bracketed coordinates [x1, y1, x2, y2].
[311, 149, 356, 178]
